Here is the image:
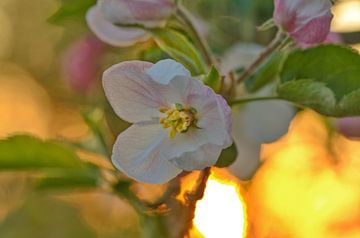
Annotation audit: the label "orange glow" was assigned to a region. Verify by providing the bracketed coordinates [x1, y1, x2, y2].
[0, 64, 52, 138]
[190, 169, 247, 238]
[352, 44, 360, 53]
[332, 0, 360, 32]
[249, 110, 360, 238]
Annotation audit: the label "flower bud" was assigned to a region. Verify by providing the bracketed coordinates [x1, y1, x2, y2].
[273, 0, 333, 45]
[63, 35, 106, 92]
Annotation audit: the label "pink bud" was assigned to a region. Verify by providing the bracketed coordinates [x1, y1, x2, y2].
[337, 117, 360, 139]
[299, 32, 343, 48]
[273, 0, 333, 45]
[62, 35, 106, 92]
[98, 0, 175, 27]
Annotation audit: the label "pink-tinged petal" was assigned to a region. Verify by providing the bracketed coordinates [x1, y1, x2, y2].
[146, 59, 191, 85]
[215, 94, 232, 137]
[273, 0, 333, 45]
[62, 35, 106, 92]
[188, 87, 233, 148]
[98, 0, 174, 27]
[160, 78, 232, 159]
[86, 6, 149, 47]
[274, 0, 297, 32]
[160, 128, 211, 159]
[324, 32, 343, 44]
[103, 61, 168, 123]
[159, 75, 204, 106]
[170, 144, 222, 171]
[112, 123, 182, 184]
[291, 13, 333, 45]
[299, 32, 343, 49]
[337, 117, 360, 138]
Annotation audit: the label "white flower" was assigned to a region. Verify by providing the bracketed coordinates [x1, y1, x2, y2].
[103, 59, 232, 183]
[86, 0, 174, 47]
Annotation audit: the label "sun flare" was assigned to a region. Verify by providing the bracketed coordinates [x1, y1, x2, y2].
[192, 171, 247, 238]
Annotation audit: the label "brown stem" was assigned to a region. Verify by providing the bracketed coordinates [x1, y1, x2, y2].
[237, 31, 284, 84]
[176, 7, 213, 66]
[181, 167, 211, 238]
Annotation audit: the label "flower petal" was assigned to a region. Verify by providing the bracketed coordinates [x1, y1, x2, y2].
[170, 143, 222, 171]
[160, 77, 232, 159]
[187, 87, 233, 147]
[146, 59, 191, 85]
[112, 123, 182, 184]
[291, 13, 333, 45]
[274, 0, 333, 44]
[86, 6, 149, 47]
[103, 60, 168, 123]
[98, 0, 174, 27]
[160, 129, 210, 159]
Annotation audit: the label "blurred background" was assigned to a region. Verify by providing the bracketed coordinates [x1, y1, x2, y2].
[0, 0, 359, 237]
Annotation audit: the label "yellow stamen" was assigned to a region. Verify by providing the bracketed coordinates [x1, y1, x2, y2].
[159, 103, 198, 138]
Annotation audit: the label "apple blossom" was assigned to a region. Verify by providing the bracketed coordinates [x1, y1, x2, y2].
[273, 0, 333, 45]
[86, 0, 174, 47]
[102, 59, 232, 183]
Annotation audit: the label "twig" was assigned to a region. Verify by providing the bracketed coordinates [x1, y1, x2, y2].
[237, 31, 284, 84]
[181, 167, 211, 238]
[229, 96, 281, 106]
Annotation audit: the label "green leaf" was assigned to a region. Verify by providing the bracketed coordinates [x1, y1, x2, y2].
[37, 167, 99, 190]
[245, 52, 286, 92]
[0, 195, 97, 238]
[215, 143, 237, 168]
[0, 135, 83, 170]
[48, 0, 96, 25]
[277, 45, 360, 117]
[204, 66, 221, 92]
[0, 135, 100, 190]
[150, 28, 206, 75]
[113, 180, 132, 198]
[140, 47, 167, 63]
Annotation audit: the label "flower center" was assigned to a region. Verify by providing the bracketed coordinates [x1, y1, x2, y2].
[159, 103, 198, 138]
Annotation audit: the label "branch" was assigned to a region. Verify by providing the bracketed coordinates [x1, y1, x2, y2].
[229, 96, 281, 106]
[237, 31, 284, 84]
[181, 167, 211, 238]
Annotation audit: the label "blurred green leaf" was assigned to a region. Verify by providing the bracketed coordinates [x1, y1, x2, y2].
[48, 0, 96, 25]
[150, 28, 206, 75]
[204, 66, 221, 92]
[0, 135, 101, 190]
[215, 143, 237, 168]
[82, 109, 111, 158]
[0, 195, 97, 238]
[113, 180, 132, 198]
[37, 168, 99, 190]
[139, 47, 167, 63]
[245, 52, 286, 92]
[277, 45, 360, 117]
[0, 135, 83, 170]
